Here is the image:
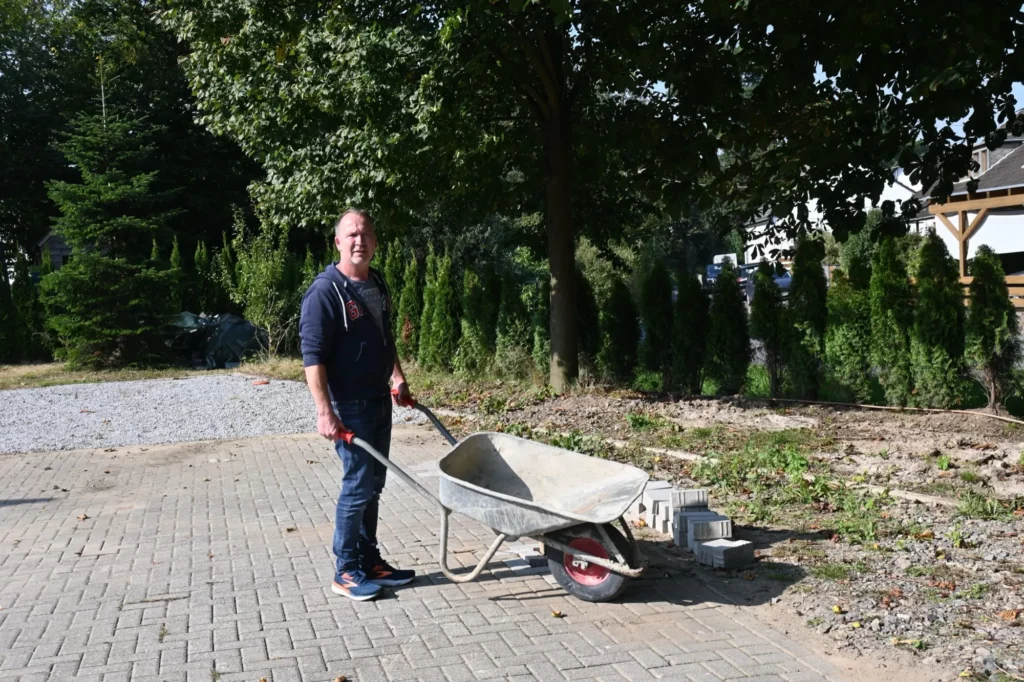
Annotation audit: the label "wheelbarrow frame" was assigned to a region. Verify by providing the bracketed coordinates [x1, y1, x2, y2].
[337, 401, 647, 588]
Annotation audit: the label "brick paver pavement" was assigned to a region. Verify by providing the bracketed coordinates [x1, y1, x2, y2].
[0, 426, 846, 682]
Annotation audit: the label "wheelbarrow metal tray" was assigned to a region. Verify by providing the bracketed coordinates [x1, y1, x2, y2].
[437, 432, 649, 537]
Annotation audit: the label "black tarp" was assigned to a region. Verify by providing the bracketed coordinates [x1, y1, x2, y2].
[170, 313, 265, 368]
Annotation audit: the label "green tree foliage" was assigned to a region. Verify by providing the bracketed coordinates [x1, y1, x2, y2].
[40, 247, 53, 276]
[11, 254, 46, 361]
[786, 239, 828, 398]
[750, 262, 787, 398]
[909, 232, 966, 408]
[870, 238, 914, 406]
[495, 274, 532, 378]
[595, 278, 638, 383]
[396, 251, 421, 361]
[705, 261, 750, 394]
[223, 215, 300, 356]
[671, 273, 709, 395]
[637, 258, 674, 381]
[300, 247, 318, 289]
[150, 239, 162, 265]
[169, 235, 184, 311]
[418, 247, 438, 364]
[422, 252, 459, 371]
[192, 240, 216, 313]
[966, 246, 1021, 411]
[454, 269, 490, 375]
[824, 272, 873, 402]
[576, 268, 600, 367]
[529, 278, 550, 378]
[41, 254, 175, 367]
[383, 240, 404, 325]
[0, 258, 15, 362]
[216, 230, 236, 295]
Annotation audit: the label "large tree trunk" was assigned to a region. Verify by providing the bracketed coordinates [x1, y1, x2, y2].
[544, 105, 576, 392]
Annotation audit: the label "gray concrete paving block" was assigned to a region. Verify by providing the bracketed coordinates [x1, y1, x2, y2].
[694, 539, 755, 568]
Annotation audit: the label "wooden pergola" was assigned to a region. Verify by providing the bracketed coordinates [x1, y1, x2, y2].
[928, 187, 1024, 306]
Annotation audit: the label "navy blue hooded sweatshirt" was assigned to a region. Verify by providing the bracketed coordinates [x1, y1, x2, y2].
[299, 263, 395, 402]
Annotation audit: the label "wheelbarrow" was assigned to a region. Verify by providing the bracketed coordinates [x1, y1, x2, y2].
[335, 393, 649, 602]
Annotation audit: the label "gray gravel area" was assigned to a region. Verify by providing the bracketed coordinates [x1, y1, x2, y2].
[0, 374, 425, 454]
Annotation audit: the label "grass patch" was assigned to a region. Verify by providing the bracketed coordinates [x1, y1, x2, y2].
[959, 470, 982, 484]
[959, 583, 990, 600]
[811, 562, 863, 581]
[0, 362, 215, 391]
[906, 565, 935, 577]
[625, 412, 668, 431]
[957, 491, 1013, 520]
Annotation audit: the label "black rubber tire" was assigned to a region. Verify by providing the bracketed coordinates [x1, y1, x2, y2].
[545, 524, 632, 603]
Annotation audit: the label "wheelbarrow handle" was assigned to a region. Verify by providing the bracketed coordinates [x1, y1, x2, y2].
[335, 431, 444, 508]
[390, 389, 457, 446]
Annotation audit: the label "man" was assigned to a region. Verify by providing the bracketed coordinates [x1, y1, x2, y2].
[299, 208, 415, 601]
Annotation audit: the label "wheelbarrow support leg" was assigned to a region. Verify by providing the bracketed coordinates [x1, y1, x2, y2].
[439, 510, 507, 583]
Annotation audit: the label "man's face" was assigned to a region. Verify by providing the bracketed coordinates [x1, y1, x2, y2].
[335, 214, 377, 268]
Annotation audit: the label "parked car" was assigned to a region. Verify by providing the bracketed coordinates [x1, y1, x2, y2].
[703, 263, 723, 290]
[744, 263, 792, 303]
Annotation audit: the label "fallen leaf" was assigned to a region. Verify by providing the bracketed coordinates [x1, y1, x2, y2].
[307, 460, 316, 464]
[871, 543, 880, 550]
[77, 514, 88, 521]
[915, 530, 934, 539]
[998, 609, 1021, 621]
[252, 379, 270, 386]
[832, 605, 844, 614]
[286, 527, 296, 533]
[808, 523, 821, 530]
[888, 587, 903, 599]
[929, 580, 956, 592]
[850, 621, 861, 629]
[551, 610, 564, 618]
[959, 671, 973, 678]
[634, 519, 647, 528]
[742, 571, 755, 581]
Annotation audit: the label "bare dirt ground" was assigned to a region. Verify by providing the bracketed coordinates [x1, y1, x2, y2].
[420, 388, 1024, 681]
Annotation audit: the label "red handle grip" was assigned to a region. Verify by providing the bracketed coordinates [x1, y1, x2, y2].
[390, 388, 415, 408]
[335, 428, 355, 444]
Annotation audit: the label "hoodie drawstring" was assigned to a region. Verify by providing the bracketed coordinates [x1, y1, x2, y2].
[331, 282, 349, 331]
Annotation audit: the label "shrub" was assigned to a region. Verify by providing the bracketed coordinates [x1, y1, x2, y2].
[705, 261, 750, 394]
[638, 258, 674, 382]
[383, 239, 404, 324]
[418, 246, 438, 363]
[423, 252, 459, 370]
[786, 238, 828, 399]
[576, 267, 601, 369]
[750, 262, 787, 398]
[825, 271, 873, 402]
[870, 238, 914, 406]
[454, 269, 491, 375]
[910, 232, 967, 408]
[10, 254, 46, 361]
[671, 272, 709, 395]
[396, 250, 421, 361]
[967, 245, 1021, 411]
[597, 277, 639, 383]
[528, 277, 550, 378]
[40, 254, 175, 367]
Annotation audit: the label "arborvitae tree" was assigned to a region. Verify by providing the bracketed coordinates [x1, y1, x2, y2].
[418, 246, 438, 364]
[597, 276, 639, 383]
[786, 238, 828, 398]
[193, 240, 213, 313]
[637, 258, 674, 382]
[495, 273, 531, 377]
[454, 269, 490, 375]
[576, 268, 600, 368]
[0, 257, 16, 362]
[870, 238, 914, 406]
[910, 232, 967, 408]
[170, 236, 183, 271]
[40, 247, 53, 276]
[750, 262, 787, 398]
[383, 239, 404, 325]
[967, 246, 1021, 411]
[169, 236, 184, 312]
[41, 98, 177, 367]
[530, 277, 550, 378]
[705, 261, 750, 394]
[300, 246, 318, 288]
[396, 251, 421, 361]
[216, 228, 237, 294]
[150, 238, 162, 265]
[671, 272, 709, 395]
[825, 271, 873, 402]
[423, 252, 458, 370]
[11, 255, 45, 361]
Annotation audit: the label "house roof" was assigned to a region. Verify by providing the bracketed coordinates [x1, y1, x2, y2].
[949, 143, 1024, 195]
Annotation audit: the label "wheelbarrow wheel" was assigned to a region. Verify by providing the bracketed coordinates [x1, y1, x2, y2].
[545, 524, 632, 603]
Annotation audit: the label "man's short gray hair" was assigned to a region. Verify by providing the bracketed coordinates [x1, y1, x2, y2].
[334, 207, 375, 236]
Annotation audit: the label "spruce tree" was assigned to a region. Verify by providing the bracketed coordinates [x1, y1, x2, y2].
[41, 99, 177, 367]
[454, 268, 490, 375]
[786, 238, 828, 398]
[418, 246, 438, 365]
[671, 272, 709, 395]
[638, 258, 674, 382]
[750, 262, 787, 398]
[909, 232, 966, 407]
[597, 277, 639, 383]
[825, 272, 873, 402]
[425, 252, 459, 370]
[967, 246, 1020, 411]
[396, 250, 421, 361]
[383, 239, 404, 324]
[705, 261, 750, 394]
[870, 238, 914, 405]
[495, 273, 531, 377]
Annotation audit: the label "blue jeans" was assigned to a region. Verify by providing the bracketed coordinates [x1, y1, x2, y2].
[332, 396, 392, 577]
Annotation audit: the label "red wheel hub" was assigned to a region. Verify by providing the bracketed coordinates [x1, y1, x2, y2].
[563, 538, 610, 586]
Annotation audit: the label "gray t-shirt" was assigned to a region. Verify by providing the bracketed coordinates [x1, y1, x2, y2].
[349, 277, 385, 339]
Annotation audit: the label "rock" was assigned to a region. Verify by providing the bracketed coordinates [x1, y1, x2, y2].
[869, 619, 881, 631]
[895, 557, 913, 571]
[817, 622, 833, 634]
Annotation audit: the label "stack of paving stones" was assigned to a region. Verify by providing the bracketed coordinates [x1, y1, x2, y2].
[636, 482, 754, 569]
